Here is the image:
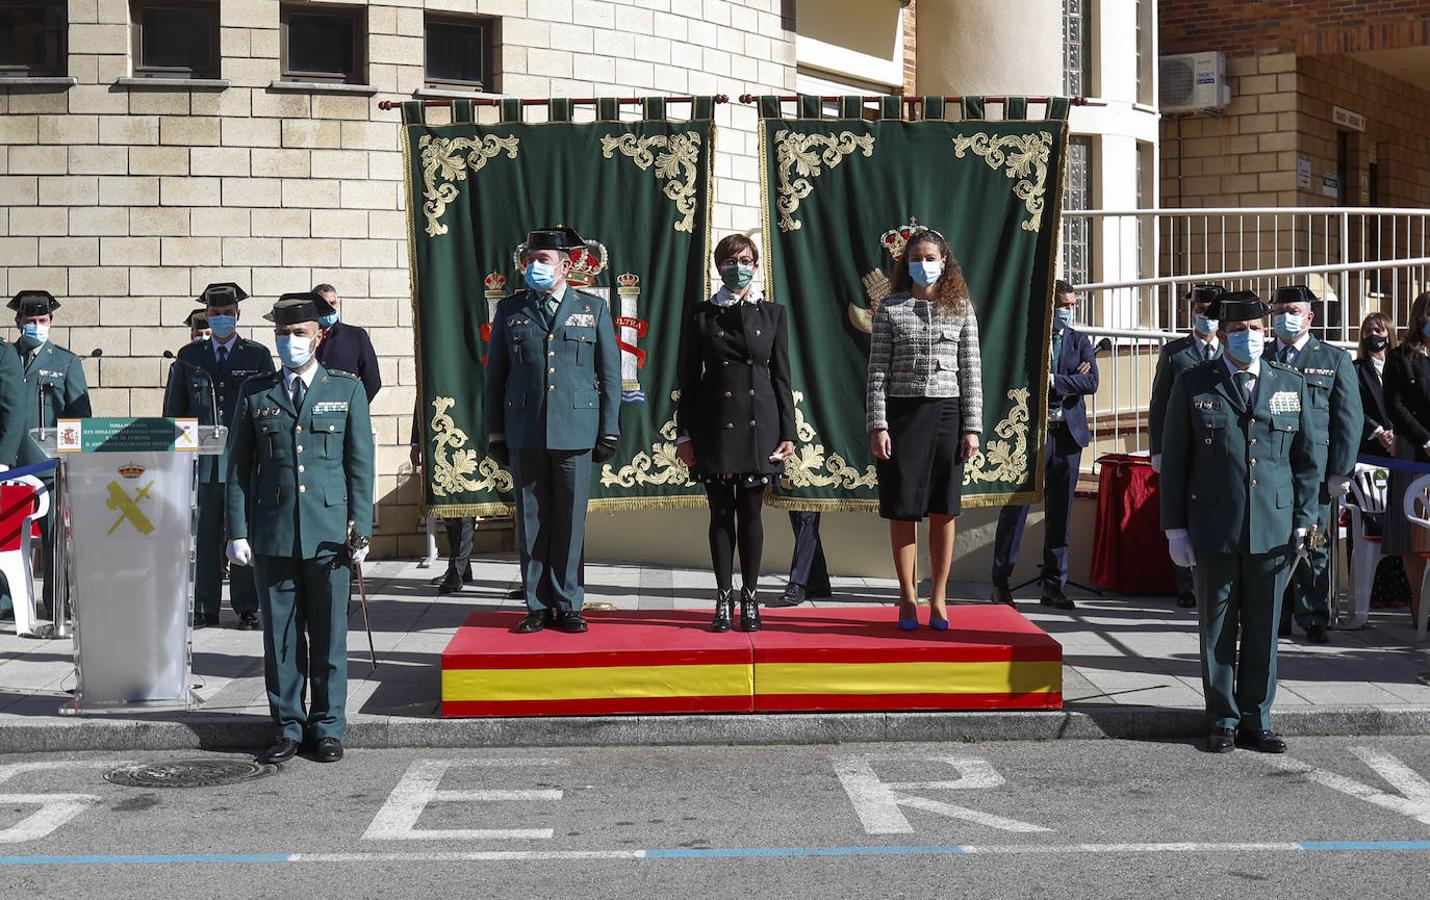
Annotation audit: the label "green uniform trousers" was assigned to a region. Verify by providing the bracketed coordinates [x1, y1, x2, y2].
[512, 448, 591, 614]
[195, 482, 257, 617]
[254, 552, 350, 742]
[1194, 548, 1295, 731]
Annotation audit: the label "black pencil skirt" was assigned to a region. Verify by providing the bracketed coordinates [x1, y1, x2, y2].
[875, 396, 965, 521]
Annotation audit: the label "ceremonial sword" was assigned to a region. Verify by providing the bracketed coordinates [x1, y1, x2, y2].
[347, 523, 378, 670]
[1286, 523, 1326, 584]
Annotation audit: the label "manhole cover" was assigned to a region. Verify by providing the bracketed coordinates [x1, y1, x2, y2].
[104, 759, 277, 789]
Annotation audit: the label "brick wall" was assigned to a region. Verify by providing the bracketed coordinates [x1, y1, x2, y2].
[901, 0, 917, 96]
[0, 0, 796, 558]
[1161, 0, 1430, 56]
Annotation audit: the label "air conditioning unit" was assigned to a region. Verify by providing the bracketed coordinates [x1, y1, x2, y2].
[1160, 51, 1231, 114]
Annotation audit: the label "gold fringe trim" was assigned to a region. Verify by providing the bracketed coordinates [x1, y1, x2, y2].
[768, 496, 880, 513]
[422, 501, 513, 519]
[589, 495, 709, 513]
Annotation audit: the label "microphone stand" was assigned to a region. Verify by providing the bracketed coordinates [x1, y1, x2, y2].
[163, 350, 220, 429]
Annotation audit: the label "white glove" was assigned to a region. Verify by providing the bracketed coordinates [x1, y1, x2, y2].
[1165, 528, 1197, 568]
[1294, 526, 1310, 559]
[1327, 475, 1351, 498]
[1150, 454, 1162, 474]
[226, 538, 253, 566]
[0, 463, 9, 474]
[351, 544, 369, 565]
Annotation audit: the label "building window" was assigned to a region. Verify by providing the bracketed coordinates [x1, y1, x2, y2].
[1062, 135, 1094, 303]
[0, 1, 67, 76]
[131, 1, 220, 79]
[425, 14, 496, 90]
[280, 4, 366, 83]
[1062, 0, 1091, 97]
[1135, 0, 1153, 105]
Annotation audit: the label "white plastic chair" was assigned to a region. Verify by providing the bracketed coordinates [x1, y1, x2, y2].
[1341, 463, 1388, 628]
[1401, 473, 1430, 641]
[0, 474, 49, 637]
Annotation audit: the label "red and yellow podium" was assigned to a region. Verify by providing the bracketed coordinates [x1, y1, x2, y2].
[441, 605, 1061, 717]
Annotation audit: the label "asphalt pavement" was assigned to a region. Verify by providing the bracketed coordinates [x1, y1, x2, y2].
[2, 737, 1429, 898]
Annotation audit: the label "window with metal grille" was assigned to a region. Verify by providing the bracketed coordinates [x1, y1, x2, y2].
[130, 0, 220, 79]
[1062, 0, 1091, 97]
[281, 4, 366, 83]
[1062, 135, 1094, 318]
[0, 0, 66, 76]
[425, 14, 496, 90]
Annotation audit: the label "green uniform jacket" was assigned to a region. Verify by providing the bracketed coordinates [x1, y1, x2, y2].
[1268, 336, 1362, 483]
[161, 338, 275, 483]
[1160, 359, 1320, 555]
[0, 340, 26, 467]
[1148, 334, 1220, 456]
[225, 366, 374, 558]
[483, 287, 623, 451]
[13, 341, 92, 467]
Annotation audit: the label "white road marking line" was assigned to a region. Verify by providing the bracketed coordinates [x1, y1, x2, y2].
[0, 760, 128, 845]
[362, 758, 568, 841]
[1260, 750, 1430, 826]
[834, 754, 1050, 835]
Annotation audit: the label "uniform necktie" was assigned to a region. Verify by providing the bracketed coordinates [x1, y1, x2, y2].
[217, 345, 228, 368]
[1281, 344, 1296, 366]
[1202, 341, 1212, 362]
[291, 376, 306, 409]
[1235, 370, 1254, 405]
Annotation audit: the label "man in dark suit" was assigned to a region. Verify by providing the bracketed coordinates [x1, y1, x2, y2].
[313, 284, 381, 403]
[767, 511, 833, 607]
[1150, 284, 1225, 608]
[409, 411, 476, 595]
[991, 281, 1099, 610]
[484, 227, 622, 634]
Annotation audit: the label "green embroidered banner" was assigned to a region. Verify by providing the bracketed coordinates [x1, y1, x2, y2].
[757, 95, 1070, 509]
[401, 100, 716, 516]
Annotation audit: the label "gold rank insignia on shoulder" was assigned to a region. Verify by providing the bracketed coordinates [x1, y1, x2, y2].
[1193, 399, 1221, 410]
[1268, 391, 1301, 414]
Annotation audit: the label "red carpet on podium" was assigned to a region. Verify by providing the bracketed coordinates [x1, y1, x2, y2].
[440, 606, 1062, 718]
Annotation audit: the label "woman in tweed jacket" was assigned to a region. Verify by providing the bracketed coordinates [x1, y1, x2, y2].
[866, 229, 983, 631]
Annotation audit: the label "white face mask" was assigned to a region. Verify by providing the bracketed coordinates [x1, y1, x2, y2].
[275, 334, 314, 369]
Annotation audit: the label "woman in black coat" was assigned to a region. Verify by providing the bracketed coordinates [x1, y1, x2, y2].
[1355, 311, 1399, 460]
[676, 234, 796, 632]
[1382, 291, 1430, 623]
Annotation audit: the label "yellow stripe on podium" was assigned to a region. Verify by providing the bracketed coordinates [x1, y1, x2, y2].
[443, 663, 753, 702]
[755, 661, 1061, 696]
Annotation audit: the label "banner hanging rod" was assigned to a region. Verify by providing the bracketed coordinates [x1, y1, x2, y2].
[377, 94, 730, 111]
[736, 94, 1094, 106]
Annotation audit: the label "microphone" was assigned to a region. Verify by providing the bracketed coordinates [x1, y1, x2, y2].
[164, 349, 219, 426]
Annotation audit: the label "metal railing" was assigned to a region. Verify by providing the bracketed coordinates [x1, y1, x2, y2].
[1064, 206, 1430, 473]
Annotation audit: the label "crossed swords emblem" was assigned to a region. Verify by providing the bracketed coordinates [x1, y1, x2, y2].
[106, 479, 156, 535]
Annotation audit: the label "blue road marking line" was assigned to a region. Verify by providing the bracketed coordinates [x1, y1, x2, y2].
[1299, 841, 1430, 852]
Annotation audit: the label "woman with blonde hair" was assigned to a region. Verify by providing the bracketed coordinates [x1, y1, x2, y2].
[865, 228, 982, 631]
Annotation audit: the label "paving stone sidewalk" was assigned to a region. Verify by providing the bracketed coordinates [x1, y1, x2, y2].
[1, 556, 1429, 751]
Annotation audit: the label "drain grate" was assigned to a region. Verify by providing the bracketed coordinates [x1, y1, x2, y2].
[105, 759, 277, 789]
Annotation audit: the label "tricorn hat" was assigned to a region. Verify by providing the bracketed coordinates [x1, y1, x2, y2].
[524, 226, 585, 253]
[264, 291, 336, 325]
[1208, 290, 1270, 323]
[1186, 284, 1226, 305]
[1271, 284, 1317, 305]
[185, 310, 209, 329]
[198, 282, 250, 307]
[8, 290, 60, 316]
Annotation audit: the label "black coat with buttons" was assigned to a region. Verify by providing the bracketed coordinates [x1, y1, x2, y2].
[1383, 343, 1430, 463]
[676, 299, 796, 477]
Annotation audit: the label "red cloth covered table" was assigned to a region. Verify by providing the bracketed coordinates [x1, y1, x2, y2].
[1089, 453, 1177, 595]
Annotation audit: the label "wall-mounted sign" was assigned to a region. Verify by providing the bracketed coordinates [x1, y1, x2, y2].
[1321, 171, 1340, 199]
[1297, 157, 1312, 191]
[1333, 106, 1366, 132]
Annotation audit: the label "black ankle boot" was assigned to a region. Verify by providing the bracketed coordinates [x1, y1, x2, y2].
[739, 587, 762, 632]
[711, 589, 734, 633]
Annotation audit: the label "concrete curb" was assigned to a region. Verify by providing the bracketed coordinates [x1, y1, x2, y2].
[6, 704, 1430, 753]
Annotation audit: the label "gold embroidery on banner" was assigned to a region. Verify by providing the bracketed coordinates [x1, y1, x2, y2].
[773, 130, 875, 232]
[599, 390, 692, 487]
[952, 132, 1053, 233]
[962, 387, 1031, 486]
[779, 392, 878, 491]
[600, 132, 702, 233]
[418, 134, 521, 238]
[429, 396, 512, 496]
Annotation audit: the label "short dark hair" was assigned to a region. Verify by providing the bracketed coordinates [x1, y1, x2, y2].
[713, 234, 758, 266]
[1055, 279, 1075, 296]
[312, 283, 336, 295]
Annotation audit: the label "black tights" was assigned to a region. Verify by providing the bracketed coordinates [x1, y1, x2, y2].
[704, 482, 765, 593]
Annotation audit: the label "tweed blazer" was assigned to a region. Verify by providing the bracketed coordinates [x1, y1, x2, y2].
[865, 292, 983, 433]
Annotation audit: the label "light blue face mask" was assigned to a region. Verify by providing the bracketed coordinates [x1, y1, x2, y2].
[1273, 312, 1304, 341]
[719, 264, 755, 291]
[1226, 328, 1264, 366]
[524, 261, 560, 293]
[207, 314, 237, 339]
[319, 312, 339, 328]
[1053, 308, 1074, 331]
[1194, 314, 1219, 337]
[20, 322, 49, 346]
[275, 334, 314, 370]
[908, 260, 942, 287]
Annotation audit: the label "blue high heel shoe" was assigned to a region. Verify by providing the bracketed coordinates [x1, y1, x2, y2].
[897, 601, 919, 631]
[929, 615, 950, 632]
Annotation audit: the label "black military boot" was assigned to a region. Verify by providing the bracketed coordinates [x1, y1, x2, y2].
[739, 587, 762, 632]
[711, 589, 734, 633]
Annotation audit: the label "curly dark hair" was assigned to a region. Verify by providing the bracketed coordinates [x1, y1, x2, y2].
[890, 230, 970, 315]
